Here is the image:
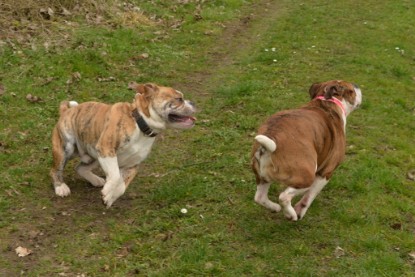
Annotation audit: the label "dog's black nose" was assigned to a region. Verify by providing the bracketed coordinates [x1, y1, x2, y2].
[188, 101, 196, 108]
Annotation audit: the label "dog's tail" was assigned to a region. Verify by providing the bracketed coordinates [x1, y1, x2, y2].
[59, 100, 79, 115]
[255, 135, 277, 152]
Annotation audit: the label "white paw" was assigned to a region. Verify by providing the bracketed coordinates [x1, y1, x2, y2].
[270, 203, 282, 212]
[101, 182, 126, 208]
[55, 183, 71, 197]
[80, 154, 93, 164]
[90, 177, 105, 187]
[284, 208, 298, 221]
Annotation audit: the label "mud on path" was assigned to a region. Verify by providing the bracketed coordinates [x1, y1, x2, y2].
[1, 0, 284, 275]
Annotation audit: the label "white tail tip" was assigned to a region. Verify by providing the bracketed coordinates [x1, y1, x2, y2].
[69, 101, 79, 107]
[255, 135, 277, 152]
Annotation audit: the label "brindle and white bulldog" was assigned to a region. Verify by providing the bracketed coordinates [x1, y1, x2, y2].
[251, 80, 362, 221]
[50, 83, 196, 208]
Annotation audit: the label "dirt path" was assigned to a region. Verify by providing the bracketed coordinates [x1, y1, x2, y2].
[1, 1, 285, 275]
[176, 0, 284, 94]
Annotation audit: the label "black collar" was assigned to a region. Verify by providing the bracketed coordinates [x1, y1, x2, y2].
[132, 109, 157, 137]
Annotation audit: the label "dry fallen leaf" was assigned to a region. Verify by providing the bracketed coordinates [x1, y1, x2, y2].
[72, 72, 81, 80]
[97, 76, 116, 82]
[334, 246, 345, 258]
[26, 94, 42, 103]
[139, 53, 149, 59]
[15, 246, 32, 257]
[40, 77, 54, 86]
[407, 170, 415, 181]
[61, 8, 72, 16]
[40, 8, 54, 20]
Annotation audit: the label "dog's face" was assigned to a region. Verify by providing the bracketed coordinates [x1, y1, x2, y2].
[308, 80, 362, 112]
[134, 83, 196, 129]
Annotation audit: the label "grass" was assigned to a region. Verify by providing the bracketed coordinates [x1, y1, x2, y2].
[1, 0, 415, 276]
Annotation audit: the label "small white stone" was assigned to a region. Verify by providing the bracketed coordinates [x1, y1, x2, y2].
[180, 208, 188, 214]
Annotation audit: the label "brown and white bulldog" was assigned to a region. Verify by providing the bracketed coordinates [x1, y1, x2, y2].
[50, 83, 196, 208]
[251, 80, 362, 221]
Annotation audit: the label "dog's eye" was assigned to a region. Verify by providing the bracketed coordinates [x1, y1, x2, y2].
[176, 98, 184, 103]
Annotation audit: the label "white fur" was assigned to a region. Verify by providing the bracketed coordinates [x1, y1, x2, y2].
[55, 183, 71, 197]
[76, 161, 105, 187]
[354, 87, 363, 108]
[116, 128, 155, 167]
[254, 183, 281, 212]
[294, 176, 328, 219]
[98, 156, 126, 208]
[278, 187, 309, 221]
[69, 101, 79, 107]
[255, 135, 277, 152]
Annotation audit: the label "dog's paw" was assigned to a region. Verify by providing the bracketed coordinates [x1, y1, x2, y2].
[101, 183, 126, 208]
[90, 177, 105, 187]
[55, 183, 71, 197]
[283, 208, 298, 221]
[271, 203, 282, 213]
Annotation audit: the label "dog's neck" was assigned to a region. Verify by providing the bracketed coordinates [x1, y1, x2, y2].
[132, 109, 158, 137]
[315, 96, 346, 116]
[314, 96, 347, 132]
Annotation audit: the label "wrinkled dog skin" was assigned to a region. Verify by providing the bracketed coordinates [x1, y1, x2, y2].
[251, 80, 362, 221]
[50, 83, 196, 207]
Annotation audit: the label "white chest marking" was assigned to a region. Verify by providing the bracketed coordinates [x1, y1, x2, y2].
[116, 129, 155, 167]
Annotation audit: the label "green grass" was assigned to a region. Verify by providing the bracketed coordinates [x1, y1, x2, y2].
[1, 0, 415, 276]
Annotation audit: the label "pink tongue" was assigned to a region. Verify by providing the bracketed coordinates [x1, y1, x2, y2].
[184, 116, 196, 123]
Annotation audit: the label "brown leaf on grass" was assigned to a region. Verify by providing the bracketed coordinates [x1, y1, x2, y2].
[97, 76, 116, 82]
[139, 53, 149, 59]
[72, 72, 81, 80]
[26, 94, 42, 103]
[67, 72, 81, 85]
[155, 231, 173, 241]
[390, 222, 403, 230]
[61, 8, 72, 16]
[15, 246, 32, 257]
[40, 77, 54, 86]
[40, 8, 54, 20]
[407, 169, 415, 181]
[334, 246, 345, 258]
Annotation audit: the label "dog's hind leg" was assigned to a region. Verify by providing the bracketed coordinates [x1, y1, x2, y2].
[279, 187, 309, 221]
[294, 176, 328, 219]
[76, 160, 105, 187]
[50, 127, 71, 197]
[254, 182, 281, 212]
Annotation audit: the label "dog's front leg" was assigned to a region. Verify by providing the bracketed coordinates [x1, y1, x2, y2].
[99, 156, 126, 208]
[121, 166, 139, 188]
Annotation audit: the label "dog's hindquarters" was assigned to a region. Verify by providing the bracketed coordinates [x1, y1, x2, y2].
[252, 133, 320, 221]
[252, 135, 282, 213]
[50, 101, 79, 197]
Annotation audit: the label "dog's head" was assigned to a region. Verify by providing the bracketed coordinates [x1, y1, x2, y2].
[132, 83, 196, 130]
[308, 80, 362, 113]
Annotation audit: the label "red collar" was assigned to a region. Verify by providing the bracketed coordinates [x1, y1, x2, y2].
[315, 96, 346, 115]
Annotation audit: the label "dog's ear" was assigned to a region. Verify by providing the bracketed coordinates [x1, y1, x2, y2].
[138, 83, 158, 95]
[134, 83, 158, 117]
[323, 84, 342, 99]
[308, 83, 322, 99]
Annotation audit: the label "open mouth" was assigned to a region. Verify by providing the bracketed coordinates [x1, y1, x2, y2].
[168, 113, 196, 126]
